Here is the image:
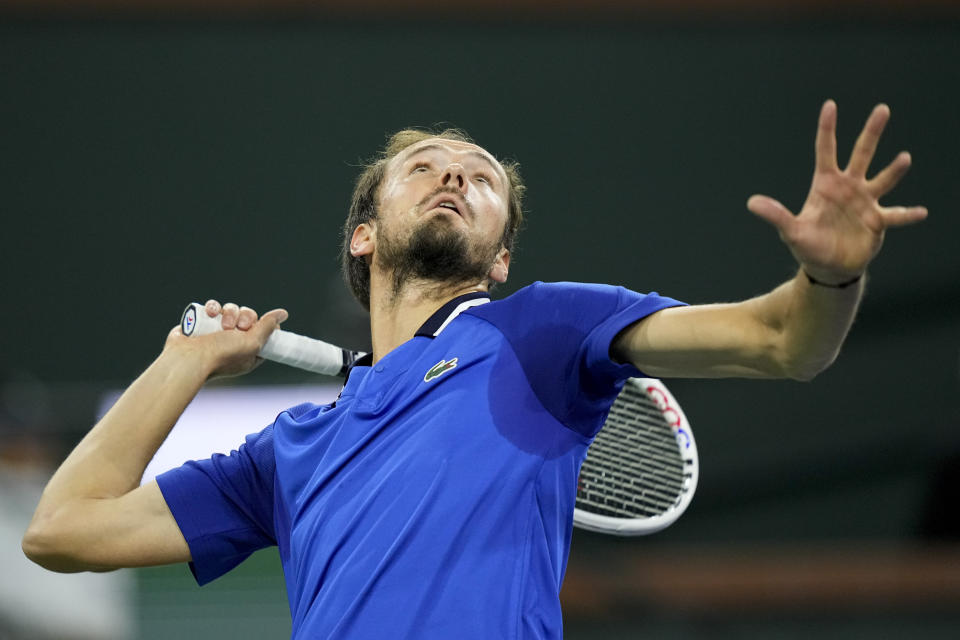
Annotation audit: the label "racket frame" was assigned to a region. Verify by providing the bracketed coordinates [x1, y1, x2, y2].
[573, 377, 699, 536]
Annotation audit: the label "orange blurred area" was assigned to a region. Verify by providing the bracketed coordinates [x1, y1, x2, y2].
[562, 543, 960, 616]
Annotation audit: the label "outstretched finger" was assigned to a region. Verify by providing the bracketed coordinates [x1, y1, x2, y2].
[869, 151, 911, 197]
[880, 205, 928, 228]
[747, 194, 796, 234]
[847, 103, 890, 177]
[815, 100, 839, 173]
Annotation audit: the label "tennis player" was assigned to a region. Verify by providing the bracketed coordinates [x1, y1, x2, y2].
[23, 101, 925, 638]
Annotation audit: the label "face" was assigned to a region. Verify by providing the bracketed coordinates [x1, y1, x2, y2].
[351, 138, 512, 290]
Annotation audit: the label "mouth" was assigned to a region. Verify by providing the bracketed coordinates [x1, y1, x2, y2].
[424, 193, 466, 218]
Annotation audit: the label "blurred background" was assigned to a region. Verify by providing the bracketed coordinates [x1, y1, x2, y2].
[1, 0, 958, 638]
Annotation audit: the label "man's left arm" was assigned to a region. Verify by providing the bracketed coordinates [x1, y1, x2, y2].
[612, 100, 927, 380]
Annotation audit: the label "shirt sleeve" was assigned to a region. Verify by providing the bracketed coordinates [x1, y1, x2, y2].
[155, 425, 277, 585]
[472, 281, 686, 438]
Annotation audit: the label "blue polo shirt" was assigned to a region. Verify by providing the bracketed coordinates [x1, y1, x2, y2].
[156, 281, 684, 639]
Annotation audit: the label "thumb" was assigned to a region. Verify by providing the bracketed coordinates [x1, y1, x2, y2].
[250, 308, 289, 346]
[747, 194, 795, 234]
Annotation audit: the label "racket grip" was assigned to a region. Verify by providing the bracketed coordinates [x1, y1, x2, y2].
[261, 331, 346, 376]
[180, 302, 348, 376]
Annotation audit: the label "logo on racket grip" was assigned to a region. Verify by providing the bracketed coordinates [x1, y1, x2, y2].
[182, 306, 198, 336]
[646, 385, 692, 449]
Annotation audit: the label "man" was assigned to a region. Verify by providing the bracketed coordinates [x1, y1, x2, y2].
[23, 101, 926, 638]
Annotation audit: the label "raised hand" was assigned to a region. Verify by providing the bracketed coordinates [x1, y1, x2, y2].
[165, 299, 288, 379]
[747, 100, 927, 285]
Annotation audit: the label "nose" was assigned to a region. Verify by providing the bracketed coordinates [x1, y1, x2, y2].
[441, 163, 467, 191]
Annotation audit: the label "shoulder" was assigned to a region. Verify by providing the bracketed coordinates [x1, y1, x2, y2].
[462, 282, 669, 436]
[469, 281, 672, 328]
[192, 400, 326, 481]
[277, 401, 327, 423]
[462, 280, 647, 371]
[498, 280, 630, 301]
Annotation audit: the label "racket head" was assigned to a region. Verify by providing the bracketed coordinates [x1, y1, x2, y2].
[573, 377, 698, 536]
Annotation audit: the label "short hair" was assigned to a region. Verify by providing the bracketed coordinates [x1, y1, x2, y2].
[341, 127, 526, 310]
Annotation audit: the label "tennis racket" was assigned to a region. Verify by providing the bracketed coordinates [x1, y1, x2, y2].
[180, 302, 698, 536]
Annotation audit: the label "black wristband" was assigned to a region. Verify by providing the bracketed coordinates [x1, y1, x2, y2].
[804, 270, 863, 289]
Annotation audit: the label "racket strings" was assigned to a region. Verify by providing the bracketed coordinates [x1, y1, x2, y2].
[579, 446, 683, 514]
[576, 384, 686, 518]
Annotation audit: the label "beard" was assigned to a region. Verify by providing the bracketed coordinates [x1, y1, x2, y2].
[375, 211, 501, 301]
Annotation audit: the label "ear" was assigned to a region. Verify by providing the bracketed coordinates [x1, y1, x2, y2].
[349, 223, 375, 259]
[488, 247, 510, 283]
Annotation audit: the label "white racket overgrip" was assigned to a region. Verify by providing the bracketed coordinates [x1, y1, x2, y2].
[180, 302, 345, 376]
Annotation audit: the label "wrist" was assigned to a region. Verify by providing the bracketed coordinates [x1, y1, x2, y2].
[803, 270, 864, 289]
[159, 342, 220, 382]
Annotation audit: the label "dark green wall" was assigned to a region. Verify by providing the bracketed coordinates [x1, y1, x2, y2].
[2, 19, 958, 541]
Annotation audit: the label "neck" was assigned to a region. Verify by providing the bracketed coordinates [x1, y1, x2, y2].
[367, 273, 488, 363]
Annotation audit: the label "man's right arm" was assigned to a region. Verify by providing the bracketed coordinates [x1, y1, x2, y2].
[21, 302, 287, 573]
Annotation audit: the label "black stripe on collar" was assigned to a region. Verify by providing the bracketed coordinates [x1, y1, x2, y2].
[340, 291, 491, 391]
[337, 351, 373, 403]
[350, 352, 374, 370]
[415, 291, 491, 338]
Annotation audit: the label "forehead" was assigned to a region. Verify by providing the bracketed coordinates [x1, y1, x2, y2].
[391, 138, 506, 179]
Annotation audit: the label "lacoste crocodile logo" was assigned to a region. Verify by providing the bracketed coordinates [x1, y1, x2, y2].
[424, 358, 458, 382]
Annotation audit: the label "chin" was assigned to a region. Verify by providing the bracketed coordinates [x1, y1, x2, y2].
[378, 213, 496, 290]
[416, 214, 466, 241]
[421, 209, 465, 228]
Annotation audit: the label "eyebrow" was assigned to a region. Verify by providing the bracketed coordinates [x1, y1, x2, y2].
[405, 143, 504, 181]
